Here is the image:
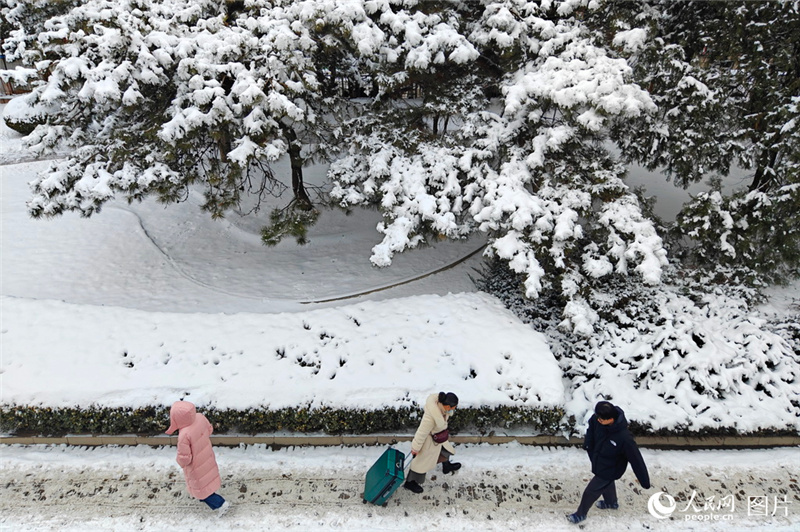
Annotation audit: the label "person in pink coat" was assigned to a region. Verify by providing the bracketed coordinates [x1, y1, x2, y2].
[166, 400, 230, 516]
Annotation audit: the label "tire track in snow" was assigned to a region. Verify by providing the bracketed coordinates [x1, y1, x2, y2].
[299, 244, 487, 304]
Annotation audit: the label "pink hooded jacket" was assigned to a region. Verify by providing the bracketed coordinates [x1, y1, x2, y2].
[166, 401, 221, 500]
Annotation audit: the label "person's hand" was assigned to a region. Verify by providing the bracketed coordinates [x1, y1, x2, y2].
[411, 450, 418, 456]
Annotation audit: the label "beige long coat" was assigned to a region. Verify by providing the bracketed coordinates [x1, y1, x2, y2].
[409, 394, 457, 475]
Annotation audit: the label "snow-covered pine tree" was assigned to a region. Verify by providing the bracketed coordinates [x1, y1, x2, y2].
[330, 0, 485, 259]
[2, 0, 333, 237]
[330, 0, 667, 334]
[5, 0, 670, 332]
[1, 0, 82, 69]
[255, 0, 482, 245]
[0, 0, 84, 121]
[592, 0, 800, 280]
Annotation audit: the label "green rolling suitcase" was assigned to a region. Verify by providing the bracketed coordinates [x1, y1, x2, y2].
[363, 447, 409, 506]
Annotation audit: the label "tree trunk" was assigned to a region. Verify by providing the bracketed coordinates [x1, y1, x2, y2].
[218, 130, 231, 163]
[750, 148, 779, 193]
[284, 127, 313, 210]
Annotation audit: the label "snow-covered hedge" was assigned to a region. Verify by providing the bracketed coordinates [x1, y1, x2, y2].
[478, 261, 800, 435]
[0, 293, 568, 436]
[0, 404, 565, 437]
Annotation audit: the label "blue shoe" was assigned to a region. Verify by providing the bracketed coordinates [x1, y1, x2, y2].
[566, 513, 586, 524]
[596, 500, 619, 510]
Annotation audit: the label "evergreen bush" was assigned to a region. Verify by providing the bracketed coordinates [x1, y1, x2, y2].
[0, 404, 566, 437]
[477, 259, 800, 435]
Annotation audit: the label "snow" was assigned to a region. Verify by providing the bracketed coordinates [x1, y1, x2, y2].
[1, 92, 59, 122]
[613, 28, 648, 54]
[2, 443, 798, 531]
[0, 150, 483, 313]
[7, 97, 795, 433]
[1, 75, 799, 531]
[2, 293, 562, 411]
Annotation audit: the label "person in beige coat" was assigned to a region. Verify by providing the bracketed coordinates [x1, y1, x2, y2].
[403, 392, 461, 494]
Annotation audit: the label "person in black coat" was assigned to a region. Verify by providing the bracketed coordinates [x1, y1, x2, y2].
[567, 401, 651, 524]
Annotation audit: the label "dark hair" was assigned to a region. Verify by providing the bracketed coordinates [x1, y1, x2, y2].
[594, 401, 618, 420]
[438, 392, 459, 407]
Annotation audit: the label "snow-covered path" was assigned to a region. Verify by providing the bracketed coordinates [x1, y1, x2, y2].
[1, 444, 798, 531]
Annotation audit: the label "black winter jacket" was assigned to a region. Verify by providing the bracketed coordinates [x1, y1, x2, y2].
[582, 407, 650, 488]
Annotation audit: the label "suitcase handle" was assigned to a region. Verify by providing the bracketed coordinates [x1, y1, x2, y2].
[396, 452, 413, 471]
[392, 452, 413, 477]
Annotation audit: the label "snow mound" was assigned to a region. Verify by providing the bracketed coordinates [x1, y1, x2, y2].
[0, 293, 563, 411]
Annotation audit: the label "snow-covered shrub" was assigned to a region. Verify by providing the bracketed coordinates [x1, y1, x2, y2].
[0, 404, 566, 436]
[569, 286, 799, 435]
[478, 260, 800, 435]
[1, 93, 59, 135]
[768, 317, 800, 357]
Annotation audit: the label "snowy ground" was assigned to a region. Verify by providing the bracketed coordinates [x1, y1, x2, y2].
[0, 160, 484, 313]
[2, 293, 563, 410]
[2, 444, 799, 532]
[1, 103, 799, 531]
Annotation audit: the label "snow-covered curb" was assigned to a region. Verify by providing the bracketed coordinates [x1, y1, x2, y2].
[3, 434, 800, 448]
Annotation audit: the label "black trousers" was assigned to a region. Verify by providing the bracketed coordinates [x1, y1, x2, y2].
[407, 449, 453, 485]
[576, 475, 618, 516]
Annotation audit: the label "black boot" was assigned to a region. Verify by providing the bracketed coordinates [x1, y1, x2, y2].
[442, 461, 462, 474]
[403, 480, 423, 493]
